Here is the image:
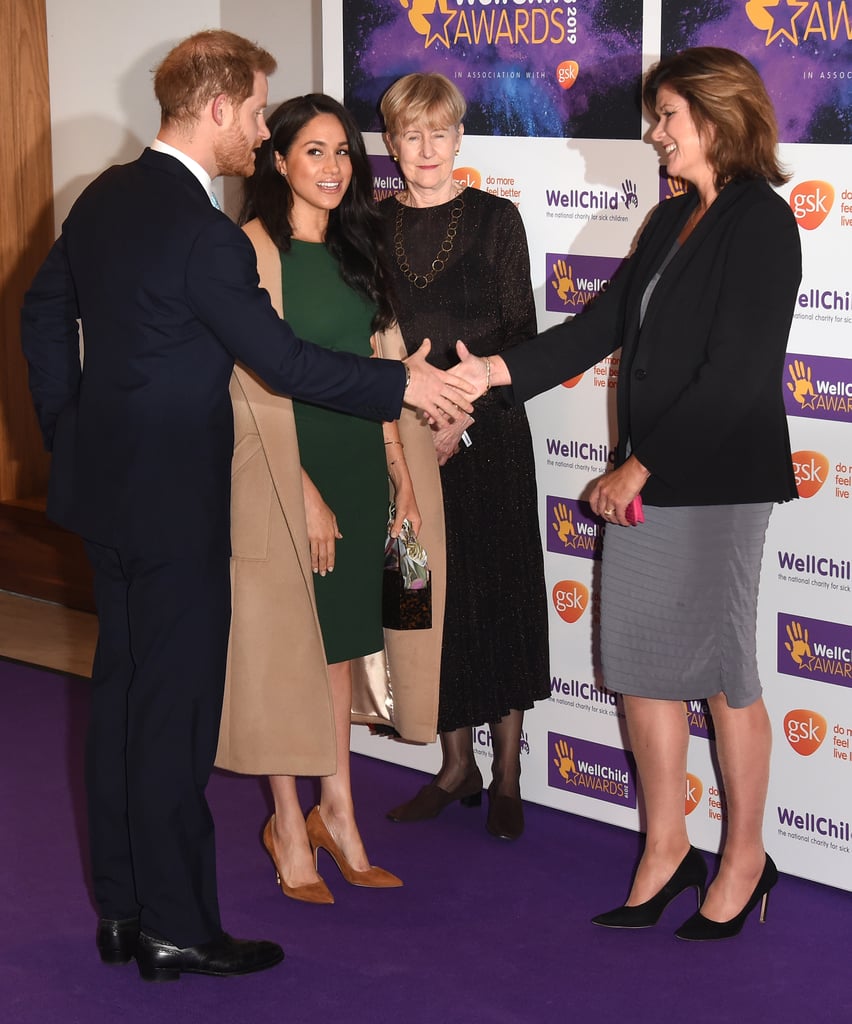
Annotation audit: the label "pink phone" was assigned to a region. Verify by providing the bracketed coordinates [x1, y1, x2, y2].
[625, 495, 644, 525]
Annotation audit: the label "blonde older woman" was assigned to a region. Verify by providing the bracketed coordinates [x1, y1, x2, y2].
[379, 73, 550, 840]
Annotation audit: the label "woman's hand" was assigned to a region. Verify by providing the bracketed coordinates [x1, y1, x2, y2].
[390, 478, 422, 538]
[431, 413, 474, 466]
[589, 455, 650, 527]
[301, 469, 341, 575]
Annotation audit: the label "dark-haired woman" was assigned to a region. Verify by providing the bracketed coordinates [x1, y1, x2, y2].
[215, 95, 445, 902]
[458, 48, 801, 938]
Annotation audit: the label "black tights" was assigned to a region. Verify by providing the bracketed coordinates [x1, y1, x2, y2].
[433, 709, 524, 798]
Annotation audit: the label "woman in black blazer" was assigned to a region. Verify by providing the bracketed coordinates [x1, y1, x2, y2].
[462, 48, 801, 941]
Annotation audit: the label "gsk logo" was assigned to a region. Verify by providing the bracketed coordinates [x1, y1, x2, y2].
[685, 773, 703, 815]
[453, 167, 481, 190]
[556, 60, 579, 90]
[783, 708, 827, 756]
[792, 449, 829, 498]
[562, 374, 583, 389]
[552, 580, 589, 623]
[789, 180, 834, 230]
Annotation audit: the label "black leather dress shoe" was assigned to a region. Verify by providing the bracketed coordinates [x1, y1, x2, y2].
[135, 930, 285, 982]
[96, 917, 140, 964]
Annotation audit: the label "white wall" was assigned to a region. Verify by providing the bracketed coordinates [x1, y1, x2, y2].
[45, 0, 321, 228]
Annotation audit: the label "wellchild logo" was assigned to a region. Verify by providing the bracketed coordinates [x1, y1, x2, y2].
[546, 497, 602, 560]
[783, 354, 852, 423]
[778, 613, 852, 689]
[789, 180, 835, 230]
[659, 171, 689, 203]
[777, 806, 851, 849]
[544, 185, 636, 216]
[783, 708, 827, 756]
[548, 733, 637, 808]
[370, 154, 407, 201]
[552, 580, 589, 623]
[791, 450, 829, 498]
[744, 0, 812, 46]
[685, 699, 715, 740]
[776, 548, 851, 583]
[473, 725, 530, 757]
[400, 0, 582, 50]
[546, 253, 623, 315]
[550, 675, 617, 708]
[685, 773, 703, 816]
[545, 435, 615, 467]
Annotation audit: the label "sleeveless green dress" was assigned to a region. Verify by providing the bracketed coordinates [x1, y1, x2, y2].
[282, 240, 387, 664]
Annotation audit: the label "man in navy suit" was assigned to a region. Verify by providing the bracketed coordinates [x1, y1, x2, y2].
[21, 29, 473, 983]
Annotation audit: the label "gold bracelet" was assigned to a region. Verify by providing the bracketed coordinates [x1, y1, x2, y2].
[384, 440, 404, 447]
[484, 356, 491, 392]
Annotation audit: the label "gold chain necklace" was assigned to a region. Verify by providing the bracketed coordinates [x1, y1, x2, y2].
[394, 193, 464, 289]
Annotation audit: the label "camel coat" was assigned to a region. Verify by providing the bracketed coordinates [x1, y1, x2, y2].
[215, 220, 445, 776]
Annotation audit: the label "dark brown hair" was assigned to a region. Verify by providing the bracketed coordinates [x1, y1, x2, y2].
[153, 30, 276, 129]
[642, 47, 789, 188]
[241, 95, 396, 331]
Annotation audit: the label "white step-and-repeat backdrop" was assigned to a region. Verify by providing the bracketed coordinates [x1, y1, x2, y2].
[323, 0, 852, 892]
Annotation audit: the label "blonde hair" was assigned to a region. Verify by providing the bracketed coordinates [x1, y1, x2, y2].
[380, 73, 466, 138]
[643, 47, 788, 188]
[154, 29, 276, 129]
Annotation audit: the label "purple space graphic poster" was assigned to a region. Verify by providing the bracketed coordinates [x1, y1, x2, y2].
[342, 0, 643, 139]
[661, 0, 852, 144]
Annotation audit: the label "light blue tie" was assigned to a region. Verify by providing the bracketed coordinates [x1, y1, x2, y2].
[210, 191, 221, 210]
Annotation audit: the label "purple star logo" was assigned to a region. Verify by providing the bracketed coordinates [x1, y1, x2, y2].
[423, 4, 456, 49]
[763, 0, 809, 45]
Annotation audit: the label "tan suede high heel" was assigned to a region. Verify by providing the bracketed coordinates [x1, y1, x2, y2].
[262, 816, 334, 904]
[305, 806, 403, 888]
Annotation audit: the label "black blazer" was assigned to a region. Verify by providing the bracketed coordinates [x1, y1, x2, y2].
[21, 149, 406, 555]
[504, 178, 801, 507]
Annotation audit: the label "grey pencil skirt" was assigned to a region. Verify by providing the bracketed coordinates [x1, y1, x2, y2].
[600, 502, 773, 709]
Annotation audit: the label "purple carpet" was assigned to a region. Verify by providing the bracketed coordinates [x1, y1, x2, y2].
[1, 657, 848, 1023]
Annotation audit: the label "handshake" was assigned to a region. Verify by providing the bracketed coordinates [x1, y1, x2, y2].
[401, 338, 508, 424]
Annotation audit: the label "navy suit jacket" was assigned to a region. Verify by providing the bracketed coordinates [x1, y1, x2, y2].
[21, 149, 406, 555]
[504, 178, 801, 507]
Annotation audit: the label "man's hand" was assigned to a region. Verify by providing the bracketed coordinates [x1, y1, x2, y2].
[403, 339, 475, 423]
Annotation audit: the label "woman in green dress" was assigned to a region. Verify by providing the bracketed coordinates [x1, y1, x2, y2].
[232, 95, 423, 900]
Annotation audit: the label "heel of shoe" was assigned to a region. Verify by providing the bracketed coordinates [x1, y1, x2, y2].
[460, 790, 482, 808]
[137, 961, 180, 983]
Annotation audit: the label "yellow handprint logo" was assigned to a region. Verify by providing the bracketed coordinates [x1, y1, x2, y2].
[552, 502, 576, 547]
[666, 175, 689, 199]
[786, 359, 815, 408]
[551, 259, 576, 305]
[553, 739, 576, 782]
[784, 620, 812, 669]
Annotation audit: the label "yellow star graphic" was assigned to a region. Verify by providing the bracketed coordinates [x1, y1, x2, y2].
[762, 0, 809, 45]
[423, 4, 456, 48]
